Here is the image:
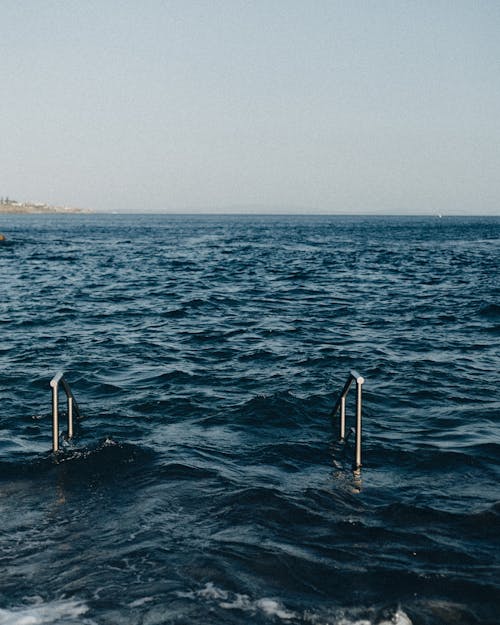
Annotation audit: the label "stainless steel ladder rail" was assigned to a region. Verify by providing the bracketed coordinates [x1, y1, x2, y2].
[331, 370, 365, 468]
[50, 371, 82, 452]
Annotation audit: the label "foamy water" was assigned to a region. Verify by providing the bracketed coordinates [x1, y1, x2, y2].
[0, 598, 92, 625]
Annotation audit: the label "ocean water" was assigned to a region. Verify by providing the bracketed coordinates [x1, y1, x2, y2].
[0, 214, 499, 625]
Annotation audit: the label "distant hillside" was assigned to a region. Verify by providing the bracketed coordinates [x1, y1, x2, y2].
[0, 199, 91, 214]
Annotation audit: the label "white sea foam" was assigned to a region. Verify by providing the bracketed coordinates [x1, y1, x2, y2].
[381, 608, 413, 625]
[219, 593, 297, 620]
[189, 583, 413, 624]
[198, 582, 229, 601]
[0, 598, 93, 625]
[336, 609, 412, 625]
[128, 596, 154, 608]
[255, 598, 297, 620]
[185, 583, 297, 621]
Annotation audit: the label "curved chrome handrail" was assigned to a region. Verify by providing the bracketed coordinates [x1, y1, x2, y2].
[331, 370, 365, 468]
[50, 371, 82, 452]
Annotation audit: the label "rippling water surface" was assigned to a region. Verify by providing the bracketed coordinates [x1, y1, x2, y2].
[0, 214, 499, 625]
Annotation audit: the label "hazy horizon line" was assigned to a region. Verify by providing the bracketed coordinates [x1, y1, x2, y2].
[91, 208, 500, 216]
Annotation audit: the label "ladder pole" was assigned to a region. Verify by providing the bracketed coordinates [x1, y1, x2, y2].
[355, 378, 362, 468]
[52, 382, 59, 452]
[340, 395, 346, 440]
[50, 371, 82, 452]
[67, 395, 73, 439]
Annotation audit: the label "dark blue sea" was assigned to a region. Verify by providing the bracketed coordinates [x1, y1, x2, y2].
[0, 214, 499, 625]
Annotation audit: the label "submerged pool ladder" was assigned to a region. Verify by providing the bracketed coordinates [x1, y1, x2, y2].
[49, 370, 364, 461]
[50, 371, 82, 452]
[332, 370, 365, 468]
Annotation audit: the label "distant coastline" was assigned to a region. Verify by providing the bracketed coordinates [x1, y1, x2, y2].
[0, 198, 91, 214]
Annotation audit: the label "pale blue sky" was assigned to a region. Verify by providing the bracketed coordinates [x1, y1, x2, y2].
[1, 1, 499, 213]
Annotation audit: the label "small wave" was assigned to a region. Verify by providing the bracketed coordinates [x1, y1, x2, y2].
[0, 598, 94, 625]
[366, 443, 490, 471]
[231, 391, 311, 428]
[483, 323, 500, 335]
[379, 501, 500, 539]
[50, 438, 154, 474]
[160, 307, 186, 318]
[238, 348, 275, 362]
[154, 370, 196, 383]
[157, 461, 220, 481]
[478, 303, 500, 318]
[84, 380, 124, 396]
[0, 439, 154, 482]
[213, 484, 354, 528]
[34, 254, 79, 262]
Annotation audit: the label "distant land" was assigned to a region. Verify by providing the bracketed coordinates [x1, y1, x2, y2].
[0, 198, 91, 214]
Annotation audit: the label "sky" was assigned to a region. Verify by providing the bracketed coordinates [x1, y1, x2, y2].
[1, 1, 499, 214]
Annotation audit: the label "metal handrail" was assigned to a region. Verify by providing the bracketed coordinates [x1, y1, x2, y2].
[331, 370, 365, 468]
[50, 371, 82, 452]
